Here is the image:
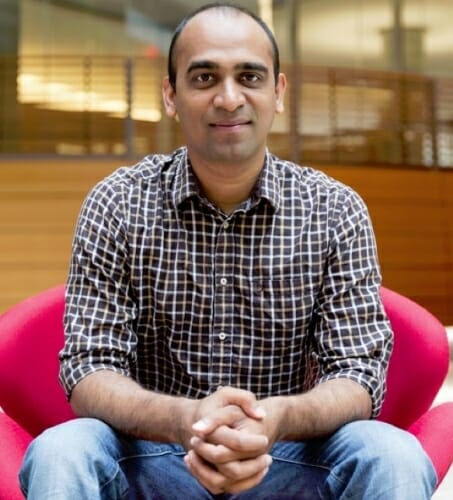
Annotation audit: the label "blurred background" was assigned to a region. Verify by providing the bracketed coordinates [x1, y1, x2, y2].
[2, 0, 453, 162]
[2, 0, 451, 321]
[0, 0, 452, 496]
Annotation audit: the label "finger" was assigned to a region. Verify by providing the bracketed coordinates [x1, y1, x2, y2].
[192, 389, 265, 439]
[184, 450, 227, 495]
[192, 404, 248, 436]
[185, 449, 272, 496]
[190, 435, 235, 464]
[216, 387, 267, 421]
[217, 454, 273, 482]
[193, 401, 268, 439]
[204, 425, 269, 454]
[191, 433, 266, 465]
[223, 464, 271, 495]
[191, 428, 268, 465]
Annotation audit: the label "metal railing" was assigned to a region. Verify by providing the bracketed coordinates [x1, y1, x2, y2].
[0, 55, 452, 167]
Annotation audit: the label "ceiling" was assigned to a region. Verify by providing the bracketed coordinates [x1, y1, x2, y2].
[48, 0, 260, 28]
[20, 0, 453, 77]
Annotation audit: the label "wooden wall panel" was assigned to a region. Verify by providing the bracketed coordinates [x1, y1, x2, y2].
[321, 165, 453, 324]
[1, 159, 452, 325]
[0, 159, 118, 313]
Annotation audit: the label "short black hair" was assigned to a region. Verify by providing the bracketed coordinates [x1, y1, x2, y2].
[167, 2, 280, 91]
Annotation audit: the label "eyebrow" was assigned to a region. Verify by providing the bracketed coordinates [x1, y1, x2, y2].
[186, 60, 269, 75]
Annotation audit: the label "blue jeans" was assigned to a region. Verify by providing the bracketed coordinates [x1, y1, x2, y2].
[19, 418, 436, 499]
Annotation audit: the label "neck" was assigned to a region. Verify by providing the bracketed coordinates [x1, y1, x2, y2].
[189, 155, 265, 214]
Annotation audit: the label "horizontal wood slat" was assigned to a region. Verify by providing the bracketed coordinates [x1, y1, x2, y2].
[1, 159, 452, 325]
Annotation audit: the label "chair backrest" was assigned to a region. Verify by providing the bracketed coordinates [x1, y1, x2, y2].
[0, 285, 449, 436]
[378, 287, 450, 428]
[0, 285, 75, 437]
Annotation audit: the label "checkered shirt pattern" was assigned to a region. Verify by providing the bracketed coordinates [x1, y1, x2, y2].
[60, 147, 393, 417]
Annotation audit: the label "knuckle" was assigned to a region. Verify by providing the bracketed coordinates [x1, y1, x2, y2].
[212, 476, 227, 492]
[229, 433, 243, 449]
[224, 462, 243, 481]
[210, 446, 226, 462]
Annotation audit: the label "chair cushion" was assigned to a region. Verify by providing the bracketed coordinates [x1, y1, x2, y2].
[0, 285, 75, 437]
[378, 287, 450, 428]
[0, 411, 32, 499]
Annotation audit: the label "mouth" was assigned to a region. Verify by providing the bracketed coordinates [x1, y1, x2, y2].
[209, 120, 252, 130]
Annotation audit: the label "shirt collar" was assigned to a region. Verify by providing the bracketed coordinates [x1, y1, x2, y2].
[254, 150, 281, 211]
[172, 148, 200, 208]
[173, 148, 281, 212]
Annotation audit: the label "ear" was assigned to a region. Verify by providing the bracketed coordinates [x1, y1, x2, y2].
[275, 73, 287, 114]
[162, 76, 177, 118]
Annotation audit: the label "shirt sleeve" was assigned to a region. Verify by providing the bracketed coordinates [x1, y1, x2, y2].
[313, 188, 393, 418]
[59, 177, 137, 398]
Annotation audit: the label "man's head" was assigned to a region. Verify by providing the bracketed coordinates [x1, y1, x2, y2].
[167, 2, 280, 92]
[162, 2, 286, 169]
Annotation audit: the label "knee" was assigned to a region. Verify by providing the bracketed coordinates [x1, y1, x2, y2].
[19, 419, 127, 498]
[345, 421, 428, 467]
[22, 418, 114, 470]
[325, 421, 437, 498]
[340, 421, 436, 486]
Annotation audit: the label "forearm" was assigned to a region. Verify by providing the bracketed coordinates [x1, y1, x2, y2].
[266, 378, 372, 442]
[70, 370, 194, 446]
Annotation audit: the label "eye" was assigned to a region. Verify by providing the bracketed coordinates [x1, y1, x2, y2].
[240, 73, 262, 87]
[196, 73, 213, 82]
[192, 73, 216, 88]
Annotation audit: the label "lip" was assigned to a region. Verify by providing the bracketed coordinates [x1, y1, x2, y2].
[209, 120, 252, 128]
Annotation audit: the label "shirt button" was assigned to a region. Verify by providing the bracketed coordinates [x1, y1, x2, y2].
[220, 278, 228, 286]
[223, 222, 230, 229]
[219, 332, 227, 341]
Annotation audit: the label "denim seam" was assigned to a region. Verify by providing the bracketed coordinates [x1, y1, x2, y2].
[18, 475, 28, 497]
[117, 450, 186, 465]
[99, 461, 129, 497]
[272, 456, 347, 486]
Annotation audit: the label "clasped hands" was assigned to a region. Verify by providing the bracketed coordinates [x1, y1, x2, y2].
[183, 387, 283, 495]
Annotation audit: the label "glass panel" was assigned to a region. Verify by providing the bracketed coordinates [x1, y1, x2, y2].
[1, 0, 450, 164]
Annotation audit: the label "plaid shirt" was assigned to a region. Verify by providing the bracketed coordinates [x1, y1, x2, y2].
[61, 147, 392, 417]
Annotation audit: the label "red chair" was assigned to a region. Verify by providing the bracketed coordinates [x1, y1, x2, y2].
[0, 285, 75, 500]
[0, 285, 452, 498]
[378, 287, 453, 484]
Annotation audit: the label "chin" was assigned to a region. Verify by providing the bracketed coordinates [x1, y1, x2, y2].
[208, 143, 262, 164]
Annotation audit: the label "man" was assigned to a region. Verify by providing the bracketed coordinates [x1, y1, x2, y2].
[20, 3, 436, 498]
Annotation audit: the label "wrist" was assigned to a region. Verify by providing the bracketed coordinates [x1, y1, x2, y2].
[261, 396, 293, 443]
[169, 396, 198, 449]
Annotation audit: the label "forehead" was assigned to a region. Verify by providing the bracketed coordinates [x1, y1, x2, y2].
[174, 10, 274, 70]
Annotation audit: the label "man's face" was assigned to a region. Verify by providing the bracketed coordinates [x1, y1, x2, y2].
[163, 10, 286, 169]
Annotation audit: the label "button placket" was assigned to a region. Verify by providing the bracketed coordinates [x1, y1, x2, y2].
[210, 217, 234, 391]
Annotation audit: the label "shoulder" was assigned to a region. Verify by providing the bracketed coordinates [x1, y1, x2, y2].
[270, 154, 363, 203]
[84, 148, 185, 203]
[98, 148, 184, 191]
[77, 148, 185, 221]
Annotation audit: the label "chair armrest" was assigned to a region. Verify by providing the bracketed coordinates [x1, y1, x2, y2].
[408, 402, 453, 486]
[0, 412, 32, 500]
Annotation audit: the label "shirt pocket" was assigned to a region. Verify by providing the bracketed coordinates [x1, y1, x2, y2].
[250, 275, 316, 339]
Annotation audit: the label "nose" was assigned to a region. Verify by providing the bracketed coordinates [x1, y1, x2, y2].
[213, 78, 245, 112]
